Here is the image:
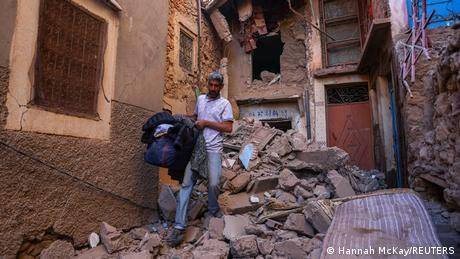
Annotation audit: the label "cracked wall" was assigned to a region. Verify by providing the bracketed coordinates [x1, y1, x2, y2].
[163, 0, 223, 114]
[0, 1, 166, 257]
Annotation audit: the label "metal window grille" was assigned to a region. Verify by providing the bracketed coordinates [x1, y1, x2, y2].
[320, 0, 365, 67]
[327, 85, 369, 104]
[34, 0, 105, 116]
[179, 30, 194, 72]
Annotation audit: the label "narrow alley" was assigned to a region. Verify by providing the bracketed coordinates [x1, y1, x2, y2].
[0, 0, 459, 258]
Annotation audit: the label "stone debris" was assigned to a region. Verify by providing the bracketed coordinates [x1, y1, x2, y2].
[39, 240, 74, 259]
[69, 118, 386, 258]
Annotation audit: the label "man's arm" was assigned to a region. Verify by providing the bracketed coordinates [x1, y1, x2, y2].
[195, 120, 233, 133]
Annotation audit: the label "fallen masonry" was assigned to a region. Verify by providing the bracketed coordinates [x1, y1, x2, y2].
[59, 119, 387, 258]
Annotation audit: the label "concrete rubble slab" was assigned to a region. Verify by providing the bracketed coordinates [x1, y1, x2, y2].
[303, 202, 331, 233]
[39, 240, 75, 259]
[192, 239, 229, 259]
[219, 192, 264, 214]
[209, 217, 225, 240]
[283, 213, 314, 237]
[230, 235, 258, 258]
[158, 185, 177, 221]
[228, 172, 251, 193]
[327, 170, 356, 198]
[278, 169, 299, 191]
[100, 222, 122, 253]
[267, 135, 292, 157]
[118, 250, 151, 259]
[257, 238, 274, 255]
[222, 168, 237, 181]
[296, 147, 350, 172]
[247, 175, 279, 193]
[187, 198, 205, 221]
[223, 214, 251, 241]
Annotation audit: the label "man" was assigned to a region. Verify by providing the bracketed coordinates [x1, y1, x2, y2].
[167, 71, 233, 246]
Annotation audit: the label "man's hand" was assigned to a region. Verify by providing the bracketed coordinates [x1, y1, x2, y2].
[195, 120, 208, 129]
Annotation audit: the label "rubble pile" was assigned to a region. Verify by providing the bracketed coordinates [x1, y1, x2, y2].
[408, 25, 460, 209]
[64, 118, 385, 258]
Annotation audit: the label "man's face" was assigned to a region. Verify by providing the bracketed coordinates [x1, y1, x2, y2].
[207, 79, 223, 98]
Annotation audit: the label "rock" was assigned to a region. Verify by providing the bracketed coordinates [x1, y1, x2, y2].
[184, 226, 201, 243]
[450, 212, 460, 232]
[74, 246, 108, 259]
[100, 222, 122, 253]
[268, 135, 293, 157]
[118, 250, 151, 259]
[294, 185, 314, 199]
[192, 239, 229, 259]
[257, 238, 274, 255]
[187, 198, 205, 221]
[219, 192, 264, 214]
[288, 131, 308, 151]
[279, 169, 299, 191]
[327, 170, 356, 198]
[223, 214, 251, 241]
[158, 185, 177, 221]
[273, 239, 308, 258]
[209, 217, 225, 240]
[247, 175, 279, 193]
[275, 190, 297, 204]
[296, 147, 350, 172]
[39, 240, 74, 259]
[230, 235, 258, 258]
[139, 233, 160, 254]
[244, 224, 269, 236]
[229, 172, 251, 193]
[274, 230, 298, 241]
[260, 71, 276, 83]
[313, 185, 331, 199]
[304, 201, 332, 233]
[129, 228, 148, 240]
[284, 213, 314, 237]
[299, 178, 318, 191]
[222, 168, 237, 181]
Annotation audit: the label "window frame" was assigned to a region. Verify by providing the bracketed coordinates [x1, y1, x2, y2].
[33, 0, 107, 118]
[178, 28, 194, 73]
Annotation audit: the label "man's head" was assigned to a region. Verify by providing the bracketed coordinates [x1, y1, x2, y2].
[207, 71, 224, 99]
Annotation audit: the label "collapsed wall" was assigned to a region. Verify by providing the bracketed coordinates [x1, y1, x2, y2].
[400, 25, 459, 209]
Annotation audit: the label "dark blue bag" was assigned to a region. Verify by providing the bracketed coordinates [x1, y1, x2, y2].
[144, 136, 176, 167]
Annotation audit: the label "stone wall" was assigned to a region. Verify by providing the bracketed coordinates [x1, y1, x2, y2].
[163, 0, 223, 113]
[400, 26, 459, 208]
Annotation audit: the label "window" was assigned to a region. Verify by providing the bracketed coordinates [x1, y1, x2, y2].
[326, 85, 369, 104]
[320, 0, 363, 67]
[252, 34, 284, 80]
[179, 29, 194, 72]
[34, 0, 105, 116]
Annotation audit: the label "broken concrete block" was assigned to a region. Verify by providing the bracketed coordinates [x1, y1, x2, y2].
[228, 172, 251, 193]
[257, 238, 274, 255]
[283, 213, 314, 237]
[139, 233, 160, 254]
[299, 178, 318, 191]
[274, 230, 299, 241]
[158, 185, 176, 221]
[288, 131, 308, 151]
[296, 147, 350, 172]
[230, 235, 258, 258]
[74, 246, 108, 259]
[273, 239, 308, 258]
[275, 190, 297, 205]
[247, 175, 279, 194]
[327, 170, 356, 198]
[268, 135, 292, 157]
[129, 228, 148, 240]
[100, 222, 122, 253]
[192, 239, 229, 259]
[219, 192, 264, 214]
[183, 226, 201, 243]
[244, 224, 267, 236]
[222, 168, 237, 181]
[187, 198, 205, 221]
[209, 9, 232, 43]
[279, 169, 299, 191]
[313, 185, 331, 199]
[39, 240, 74, 259]
[209, 217, 225, 240]
[304, 201, 331, 233]
[294, 185, 314, 199]
[223, 214, 251, 241]
[118, 250, 151, 259]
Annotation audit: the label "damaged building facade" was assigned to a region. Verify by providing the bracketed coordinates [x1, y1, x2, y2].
[0, 0, 169, 257]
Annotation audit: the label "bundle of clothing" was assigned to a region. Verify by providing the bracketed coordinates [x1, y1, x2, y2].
[142, 112, 208, 182]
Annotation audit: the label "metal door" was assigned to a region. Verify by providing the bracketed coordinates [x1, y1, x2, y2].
[326, 85, 375, 170]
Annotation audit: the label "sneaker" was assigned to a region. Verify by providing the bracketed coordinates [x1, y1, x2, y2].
[166, 227, 184, 247]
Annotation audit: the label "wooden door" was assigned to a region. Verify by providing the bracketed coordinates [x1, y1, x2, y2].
[326, 85, 375, 170]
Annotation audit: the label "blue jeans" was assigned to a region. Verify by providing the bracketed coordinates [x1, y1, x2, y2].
[174, 152, 222, 229]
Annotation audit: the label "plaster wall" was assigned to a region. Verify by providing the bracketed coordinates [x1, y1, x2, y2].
[375, 76, 395, 171]
[0, 0, 16, 67]
[114, 0, 169, 111]
[389, 0, 409, 36]
[5, 0, 119, 140]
